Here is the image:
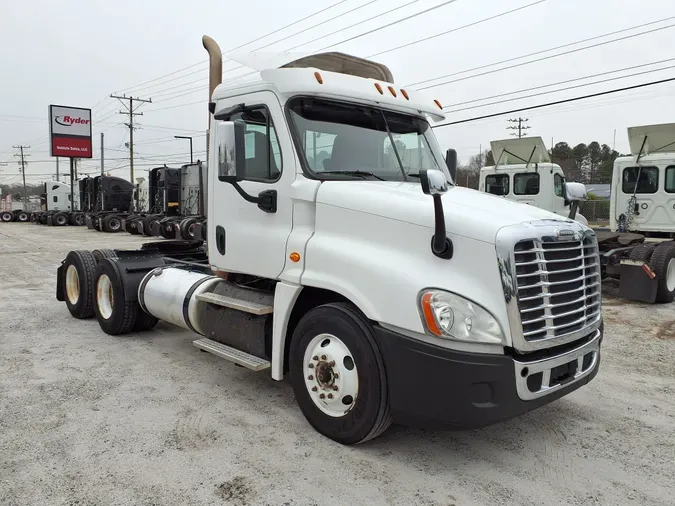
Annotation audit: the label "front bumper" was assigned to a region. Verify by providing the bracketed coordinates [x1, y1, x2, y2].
[373, 326, 602, 430]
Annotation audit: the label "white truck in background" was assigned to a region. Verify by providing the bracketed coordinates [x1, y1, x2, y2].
[1, 182, 75, 224]
[479, 137, 588, 226]
[55, 36, 602, 445]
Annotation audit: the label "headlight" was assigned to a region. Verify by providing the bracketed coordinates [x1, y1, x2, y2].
[418, 289, 505, 345]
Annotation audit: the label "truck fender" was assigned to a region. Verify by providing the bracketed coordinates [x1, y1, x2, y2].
[56, 262, 66, 302]
[271, 281, 303, 380]
[105, 251, 167, 302]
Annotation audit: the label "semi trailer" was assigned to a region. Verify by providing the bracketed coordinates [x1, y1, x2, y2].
[478, 136, 588, 226]
[56, 36, 602, 445]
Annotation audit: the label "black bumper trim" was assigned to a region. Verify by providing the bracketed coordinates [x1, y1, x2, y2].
[372, 325, 602, 430]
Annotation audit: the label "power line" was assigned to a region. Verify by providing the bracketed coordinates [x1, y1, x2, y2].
[117, 0, 352, 95]
[432, 76, 675, 128]
[110, 94, 152, 186]
[410, 16, 675, 89]
[507, 117, 530, 138]
[444, 62, 675, 113]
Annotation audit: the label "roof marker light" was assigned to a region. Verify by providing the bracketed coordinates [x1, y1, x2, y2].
[388, 86, 397, 97]
[314, 72, 323, 84]
[400, 89, 410, 100]
[434, 99, 443, 110]
[374, 83, 384, 95]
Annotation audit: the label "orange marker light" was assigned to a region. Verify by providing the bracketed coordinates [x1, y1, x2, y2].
[400, 89, 410, 100]
[434, 99, 443, 110]
[314, 72, 323, 84]
[290, 252, 301, 263]
[420, 292, 442, 336]
[388, 86, 397, 97]
[374, 83, 384, 95]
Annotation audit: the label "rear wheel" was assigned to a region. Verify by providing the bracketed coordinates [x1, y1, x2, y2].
[70, 213, 85, 226]
[650, 242, 675, 303]
[628, 243, 657, 262]
[180, 217, 198, 240]
[93, 260, 140, 335]
[102, 214, 122, 233]
[1, 211, 14, 222]
[53, 212, 68, 226]
[63, 250, 97, 319]
[134, 310, 159, 331]
[289, 303, 392, 445]
[16, 211, 29, 222]
[92, 249, 117, 262]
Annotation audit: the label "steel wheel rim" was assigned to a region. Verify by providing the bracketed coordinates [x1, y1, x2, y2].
[96, 274, 114, 320]
[666, 258, 675, 292]
[65, 265, 80, 305]
[303, 333, 359, 418]
[109, 219, 121, 231]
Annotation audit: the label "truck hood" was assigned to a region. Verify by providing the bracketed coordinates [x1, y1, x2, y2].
[316, 181, 572, 244]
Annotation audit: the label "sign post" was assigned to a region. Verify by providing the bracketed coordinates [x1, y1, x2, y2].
[49, 105, 93, 212]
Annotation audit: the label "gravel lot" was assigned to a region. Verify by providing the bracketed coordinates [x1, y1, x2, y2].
[1, 223, 674, 506]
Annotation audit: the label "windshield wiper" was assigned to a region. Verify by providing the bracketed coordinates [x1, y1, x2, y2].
[320, 170, 385, 181]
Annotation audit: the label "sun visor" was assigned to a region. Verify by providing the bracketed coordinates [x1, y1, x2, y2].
[489, 136, 550, 165]
[627, 123, 675, 157]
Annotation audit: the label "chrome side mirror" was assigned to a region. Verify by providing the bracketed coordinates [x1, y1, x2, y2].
[420, 169, 449, 195]
[564, 181, 587, 202]
[215, 120, 246, 182]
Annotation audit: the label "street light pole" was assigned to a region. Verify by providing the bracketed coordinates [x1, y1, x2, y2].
[175, 135, 193, 164]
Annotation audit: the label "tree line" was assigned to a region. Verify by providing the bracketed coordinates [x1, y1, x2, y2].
[456, 140, 622, 189]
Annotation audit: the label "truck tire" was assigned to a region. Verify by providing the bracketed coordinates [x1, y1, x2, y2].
[179, 217, 198, 240]
[93, 259, 140, 335]
[102, 214, 122, 233]
[628, 243, 657, 263]
[70, 213, 85, 226]
[16, 211, 29, 222]
[650, 242, 675, 303]
[53, 212, 69, 226]
[92, 249, 117, 262]
[1, 211, 13, 222]
[134, 310, 159, 332]
[62, 250, 97, 319]
[289, 302, 392, 445]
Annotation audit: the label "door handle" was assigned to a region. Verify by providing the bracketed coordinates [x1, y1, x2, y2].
[215, 225, 226, 255]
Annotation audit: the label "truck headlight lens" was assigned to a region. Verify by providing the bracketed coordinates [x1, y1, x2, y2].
[418, 290, 505, 345]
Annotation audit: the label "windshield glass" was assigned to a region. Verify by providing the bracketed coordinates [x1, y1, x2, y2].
[287, 98, 452, 183]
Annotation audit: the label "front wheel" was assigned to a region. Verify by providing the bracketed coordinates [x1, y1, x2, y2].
[289, 302, 392, 445]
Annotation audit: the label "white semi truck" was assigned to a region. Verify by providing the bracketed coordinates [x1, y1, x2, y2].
[56, 36, 602, 444]
[479, 136, 588, 226]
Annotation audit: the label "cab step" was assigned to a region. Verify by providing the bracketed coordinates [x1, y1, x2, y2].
[193, 338, 270, 371]
[195, 292, 273, 315]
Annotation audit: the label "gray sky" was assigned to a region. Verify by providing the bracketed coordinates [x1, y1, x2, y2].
[2, 0, 675, 186]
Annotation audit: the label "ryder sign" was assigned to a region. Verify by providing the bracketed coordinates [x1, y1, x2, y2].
[49, 105, 93, 158]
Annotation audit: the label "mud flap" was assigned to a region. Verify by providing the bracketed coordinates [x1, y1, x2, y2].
[618, 260, 658, 303]
[56, 263, 65, 301]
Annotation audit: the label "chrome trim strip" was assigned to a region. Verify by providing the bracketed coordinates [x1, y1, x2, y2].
[496, 220, 603, 352]
[514, 329, 601, 401]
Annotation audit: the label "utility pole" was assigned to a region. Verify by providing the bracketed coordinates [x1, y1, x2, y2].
[110, 94, 152, 191]
[507, 117, 531, 138]
[13, 145, 30, 206]
[56, 157, 60, 181]
[101, 132, 105, 176]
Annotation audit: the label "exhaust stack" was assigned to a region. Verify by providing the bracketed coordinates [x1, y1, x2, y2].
[202, 35, 223, 108]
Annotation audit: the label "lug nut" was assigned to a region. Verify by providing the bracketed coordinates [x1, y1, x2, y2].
[313, 356, 319, 361]
[307, 375, 314, 380]
[321, 355, 327, 360]
[308, 363, 314, 368]
[319, 394, 325, 399]
[327, 394, 333, 399]
[332, 386, 338, 391]
[311, 387, 318, 392]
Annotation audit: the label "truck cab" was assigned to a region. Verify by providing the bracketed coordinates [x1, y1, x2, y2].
[57, 37, 603, 445]
[611, 122, 675, 234]
[479, 137, 588, 226]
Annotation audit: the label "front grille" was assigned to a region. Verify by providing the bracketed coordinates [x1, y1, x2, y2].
[513, 235, 601, 342]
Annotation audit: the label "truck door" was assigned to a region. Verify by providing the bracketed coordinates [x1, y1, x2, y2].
[619, 165, 662, 228]
[513, 172, 539, 207]
[208, 91, 295, 280]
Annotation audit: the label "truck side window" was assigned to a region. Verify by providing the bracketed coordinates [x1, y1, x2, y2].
[554, 173, 565, 197]
[228, 107, 282, 182]
[622, 166, 658, 194]
[514, 173, 540, 195]
[485, 174, 509, 195]
[53, 196, 58, 203]
[665, 166, 675, 193]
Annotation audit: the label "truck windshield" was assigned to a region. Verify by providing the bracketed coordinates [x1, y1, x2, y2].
[287, 97, 452, 183]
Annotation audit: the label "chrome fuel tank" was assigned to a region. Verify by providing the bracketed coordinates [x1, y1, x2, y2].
[138, 267, 220, 335]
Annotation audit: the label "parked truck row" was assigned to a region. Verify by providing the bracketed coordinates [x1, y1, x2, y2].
[55, 38, 605, 445]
